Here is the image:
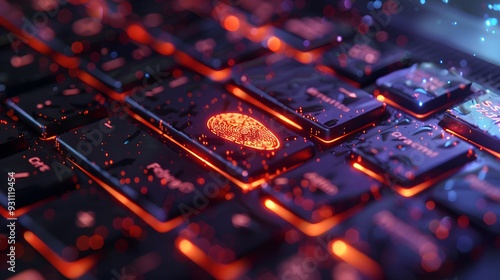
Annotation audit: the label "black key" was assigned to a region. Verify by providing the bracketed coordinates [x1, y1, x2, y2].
[321, 198, 482, 279]
[126, 68, 314, 189]
[130, 5, 265, 70]
[233, 56, 385, 143]
[324, 40, 410, 85]
[441, 89, 500, 156]
[0, 114, 29, 158]
[375, 63, 471, 118]
[262, 153, 380, 236]
[0, 149, 76, 209]
[177, 199, 279, 279]
[81, 39, 176, 92]
[271, 15, 354, 52]
[6, 79, 108, 139]
[6, 0, 120, 57]
[432, 156, 500, 234]
[350, 118, 475, 196]
[19, 185, 133, 276]
[0, 40, 55, 96]
[56, 117, 230, 227]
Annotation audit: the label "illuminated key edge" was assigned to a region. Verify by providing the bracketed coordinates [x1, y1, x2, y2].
[176, 238, 250, 279]
[329, 239, 384, 279]
[24, 231, 98, 279]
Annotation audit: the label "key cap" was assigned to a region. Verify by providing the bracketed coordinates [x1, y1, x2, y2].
[350, 118, 475, 197]
[272, 15, 354, 52]
[321, 198, 482, 279]
[432, 156, 500, 234]
[324, 40, 410, 85]
[56, 116, 230, 227]
[19, 185, 134, 279]
[126, 67, 314, 189]
[129, 5, 265, 70]
[0, 149, 76, 209]
[6, 79, 108, 139]
[0, 114, 29, 158]
[7, 0, 118, 57]
[0, 40, 55, 96]
[233, 56, 385, 143]
[262, 153, 380, 236]
[0, 28, 11, 48]
[441, 89, 500, 156]
[80, 39, 176, 92]
[176, 199, 280, 279]
[375, 63, 472, 118]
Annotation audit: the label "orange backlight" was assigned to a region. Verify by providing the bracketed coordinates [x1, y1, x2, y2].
[176, 238, 249, 279]
[227, 85, 303, 131]
[207, 113, 280, 150]
[174, 51, 231, 81]
[69, 160, 185, 233]
[263, 198, 361, 236]
[330, 239, 383, 279]
[444, 129, 500, 158]
[24, 231, 98, 279]
[352, 162, 464, 197]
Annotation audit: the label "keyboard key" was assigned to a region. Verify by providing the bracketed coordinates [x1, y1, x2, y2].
[0, 115, 29, 158]
[6, 79, 108, 139]
[441, 89, 500, 156]
[0, 40, 55, 96]
[20, 186, 134, 279]
[7, 0, 118, 57]
[432, 157, 500, 234]
[375, 63, 471, 118]
[129, 5, 265, 70]
[262, 153, 380, 236]
[176, 199, 279, 279]
[322, 198, 482, 279]
[56, 117, 230, 228]
[350, 118, 475, 197]
[0, 28, 11, 48]
[81, 39, 176, 92]
[126, 68, 314, 189]
[0, 149, 76, 209]
[233, 56, 385, 143]
[324, 40, 410, 85]
[272, 15, 353, 52]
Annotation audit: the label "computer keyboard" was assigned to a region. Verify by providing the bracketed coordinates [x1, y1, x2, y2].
[1, 0, 500, 279]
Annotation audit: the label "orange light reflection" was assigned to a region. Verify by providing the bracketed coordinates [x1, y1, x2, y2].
[263, 198, 362, 236]
[24, 231, 98, 279]
[444, 129, 500, 158]
[330, 239, 383, 279]
[176, 238, 249, 280]
[174, 51, 231, 81]
[352, 162, 466, 197]
[69, 160, 185, 232]
[373, 91, 439, 119]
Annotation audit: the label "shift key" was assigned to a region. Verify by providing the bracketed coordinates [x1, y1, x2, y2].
[126, 67, 314, 190]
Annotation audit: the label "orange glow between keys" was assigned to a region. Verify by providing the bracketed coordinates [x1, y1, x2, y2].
[176, 238, 249, 279]
[207, 113, 280, 150]
[263, 198, 362, 236]
[444, 129, 500, 159]
[352, 162, 466, 197]
[329, 239, 383, 279]
[24, 231, 98, 279]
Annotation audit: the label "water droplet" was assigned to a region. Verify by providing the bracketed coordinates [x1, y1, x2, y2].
[448, 190, 457, 202]
[441, 140, 459, 148]
[412, 125, 433, 135]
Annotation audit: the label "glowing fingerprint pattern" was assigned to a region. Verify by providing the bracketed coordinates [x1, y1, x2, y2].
[207, 113, 280, 150]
